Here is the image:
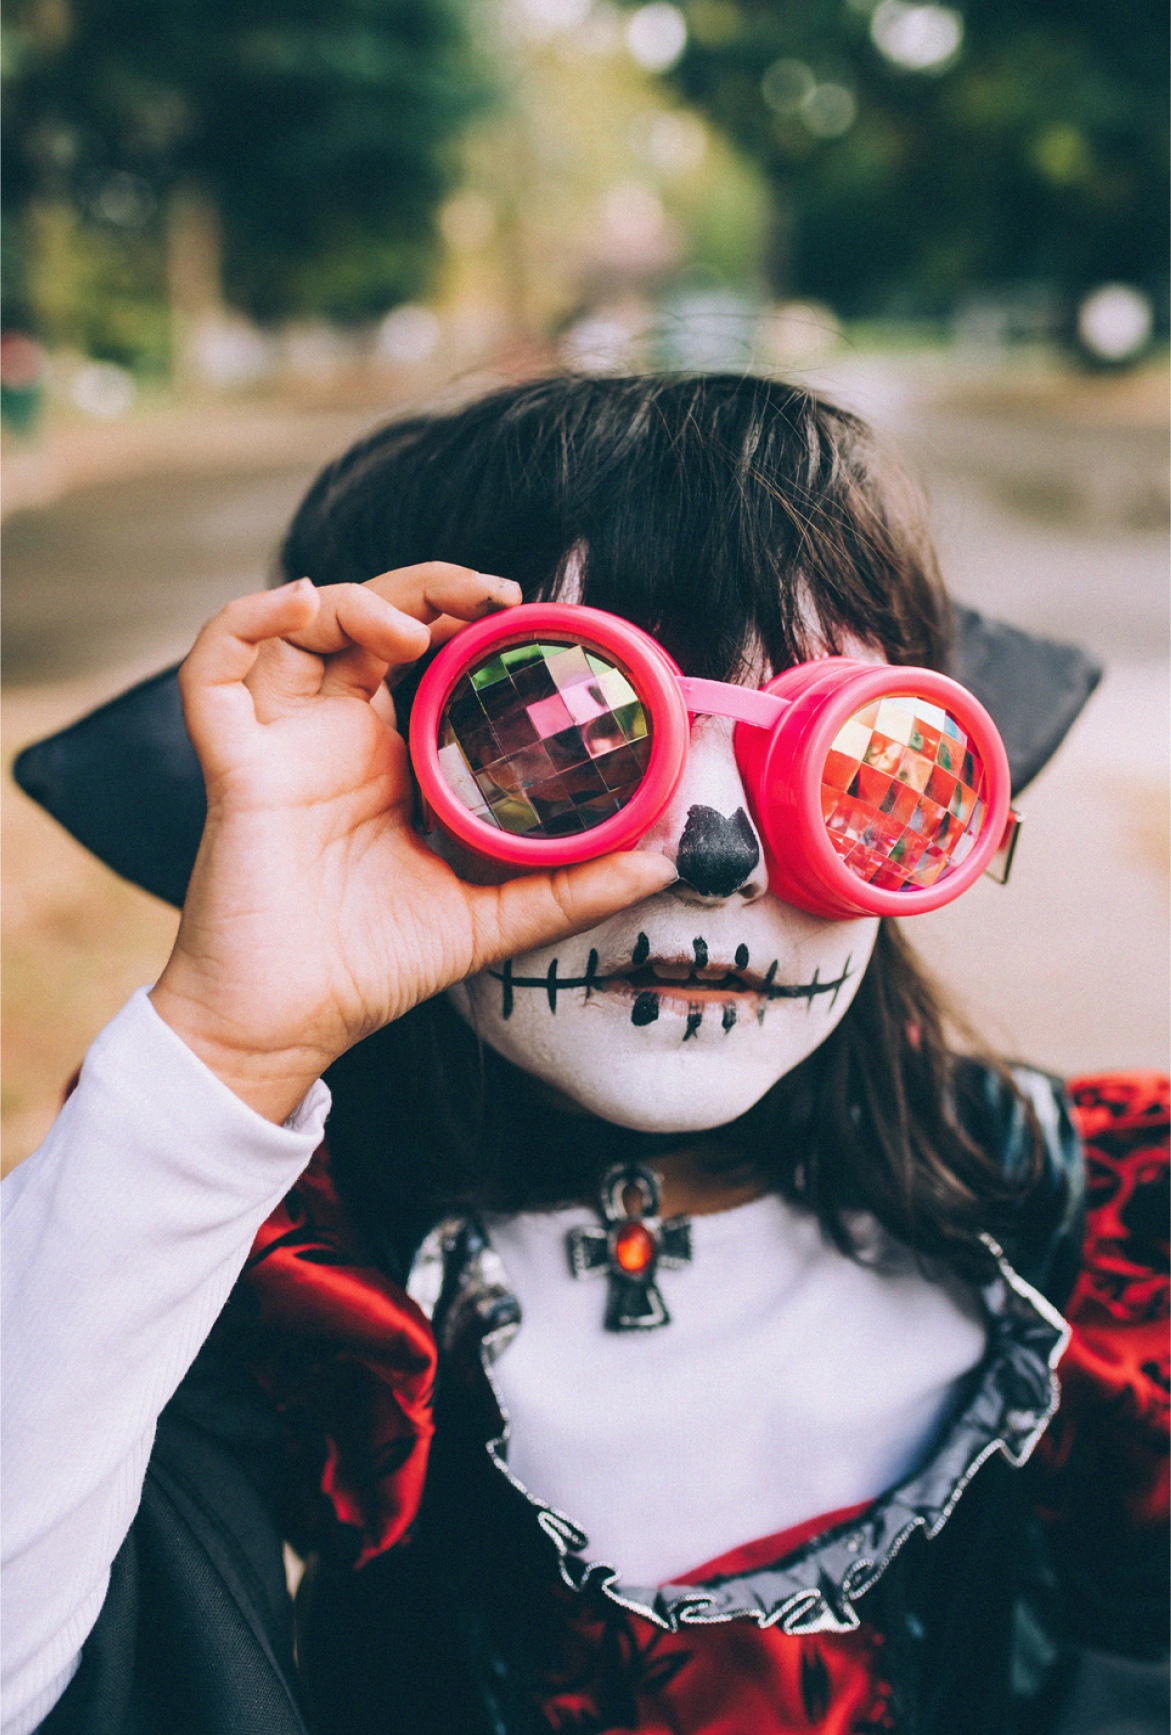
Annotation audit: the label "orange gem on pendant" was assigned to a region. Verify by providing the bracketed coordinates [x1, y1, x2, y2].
[614, 1221, 656, 1275]
[566, 1161, 691, 1331]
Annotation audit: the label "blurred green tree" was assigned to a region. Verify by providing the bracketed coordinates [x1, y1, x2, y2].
[658, 0, 1168, 320]
[2, 0, 489, 348]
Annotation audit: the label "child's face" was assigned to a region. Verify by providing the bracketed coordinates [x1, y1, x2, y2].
[445, 708, 879, 1133]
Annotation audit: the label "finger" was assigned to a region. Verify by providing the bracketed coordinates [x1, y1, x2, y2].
[284, 581, 432, 665]
[467, 852, 678, 972]
[180, 582, 319, 772]
[427, 612, 487, 649]
[383, 608, 483, 691]
[319, 642, 401, 703]
[364, 562, 523, 630]
[246, 635, 329, 718]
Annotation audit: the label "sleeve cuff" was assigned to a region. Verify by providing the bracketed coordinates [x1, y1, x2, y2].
[92, 987, 332, 1154]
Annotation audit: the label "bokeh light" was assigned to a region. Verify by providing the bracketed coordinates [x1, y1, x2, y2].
[638, 111, 707, 176]
[376, 306, 441, 365]
[513, 0, 592, 37]
[870, 1, 964, 71]
[69, 363, 137, 419]
[761, 60, 816, 115]
[801, 84, 857, 138]
[625, 4, 687, 72]
[1077, 285, 1154, 364]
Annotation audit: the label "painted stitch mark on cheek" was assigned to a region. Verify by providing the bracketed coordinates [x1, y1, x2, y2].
[493, 957, 600, 1018]
[759, 959, 777, 1023]
[692, 937, 708, 970]
[831, 954, 852, 1012]
[683, 1005, 703, 1042]
[632, 932, 650, 969]
[722, 1002, 737, 1034]
[632, 992, 659, 1027]
[734, 943, 749, 970]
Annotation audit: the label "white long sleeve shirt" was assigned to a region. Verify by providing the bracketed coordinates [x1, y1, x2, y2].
[2, 993, 987, 1733]
[1, 991, 330, 1735]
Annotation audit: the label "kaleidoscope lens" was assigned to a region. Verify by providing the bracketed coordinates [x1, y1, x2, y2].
[820, 695, 986, 891]
[437, 640, 652, 837]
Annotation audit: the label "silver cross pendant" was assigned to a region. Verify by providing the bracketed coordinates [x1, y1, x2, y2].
[566, 1162, 692, 1331]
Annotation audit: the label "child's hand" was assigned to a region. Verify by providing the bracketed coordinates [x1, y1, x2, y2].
[149, 565, 674, 1122]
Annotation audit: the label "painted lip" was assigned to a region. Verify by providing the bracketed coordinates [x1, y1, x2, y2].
[598, 958, 775, 1006]
[486, 948, 853, 1021]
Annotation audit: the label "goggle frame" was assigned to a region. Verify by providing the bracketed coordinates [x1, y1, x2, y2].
[409, 603, 1012, 920]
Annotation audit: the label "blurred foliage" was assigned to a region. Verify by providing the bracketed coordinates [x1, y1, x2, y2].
[445, 25, 769, 340]
[2, 0, 491, 350]
[19, 201, 172, 369]
[663, 0, 1169, 317]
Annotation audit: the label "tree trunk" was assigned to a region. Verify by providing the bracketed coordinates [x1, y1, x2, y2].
[166, 186, 224, 386]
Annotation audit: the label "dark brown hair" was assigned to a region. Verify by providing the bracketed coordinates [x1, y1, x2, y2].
[281, 373, 1041, 1282]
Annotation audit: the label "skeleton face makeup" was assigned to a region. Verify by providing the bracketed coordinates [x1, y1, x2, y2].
[445, 714, 879, 1133]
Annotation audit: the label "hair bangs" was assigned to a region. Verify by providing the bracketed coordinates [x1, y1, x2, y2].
[279, 373, 952, 685]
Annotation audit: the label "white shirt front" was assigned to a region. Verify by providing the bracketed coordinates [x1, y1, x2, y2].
[488, 1197, 988, 1587]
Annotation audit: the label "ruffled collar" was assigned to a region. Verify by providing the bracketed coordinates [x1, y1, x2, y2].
[238, 1141, 1068, 1631]
[407, 1211, 1069, 1634]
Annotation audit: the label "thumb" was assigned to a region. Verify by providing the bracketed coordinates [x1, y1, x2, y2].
[467, 852, 677, 972]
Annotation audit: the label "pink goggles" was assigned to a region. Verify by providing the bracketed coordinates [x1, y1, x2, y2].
[410, 603, 1015, 919]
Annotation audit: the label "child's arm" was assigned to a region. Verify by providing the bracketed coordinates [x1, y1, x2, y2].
[2, 566, 673, 1734]
[0, 991, 329, 1735]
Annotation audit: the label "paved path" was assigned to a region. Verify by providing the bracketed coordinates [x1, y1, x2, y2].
[2, 414, 376, 685]
[917, 417, 1167, 1077]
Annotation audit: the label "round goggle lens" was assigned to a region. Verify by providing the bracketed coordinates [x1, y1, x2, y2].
[437, 640, 652, 837]
[821, 695, 987, 891]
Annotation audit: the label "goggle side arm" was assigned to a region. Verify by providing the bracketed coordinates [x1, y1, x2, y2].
[675, 677, 790, 731]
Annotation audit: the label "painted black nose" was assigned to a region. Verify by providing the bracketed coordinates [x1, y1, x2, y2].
[674, 805, 760, 898]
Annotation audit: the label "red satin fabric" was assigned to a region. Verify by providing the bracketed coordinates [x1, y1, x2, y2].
[242, 1146, 436, 1565]
[677, 1501, 872, 1586]
[533, 1593, 894, 1734]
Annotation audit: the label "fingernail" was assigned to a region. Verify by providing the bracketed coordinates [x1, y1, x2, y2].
[281, 575, 312, 589]
[634, 852, 677, 887]
[479, 574, 523, 601]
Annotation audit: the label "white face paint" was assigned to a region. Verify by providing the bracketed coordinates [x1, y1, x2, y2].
[444, 710, 880, 1134]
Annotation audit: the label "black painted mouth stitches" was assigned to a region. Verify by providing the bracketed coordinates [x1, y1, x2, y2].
[487, 930, 853, 1041]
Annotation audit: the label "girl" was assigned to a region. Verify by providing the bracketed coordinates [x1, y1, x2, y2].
[3, 375, 1166, 1735]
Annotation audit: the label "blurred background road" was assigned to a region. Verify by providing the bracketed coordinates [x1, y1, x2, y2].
[2, 0, 1168, 1167]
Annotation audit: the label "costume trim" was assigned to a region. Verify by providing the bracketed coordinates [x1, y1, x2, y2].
[407, 1218, 1069, 1635]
